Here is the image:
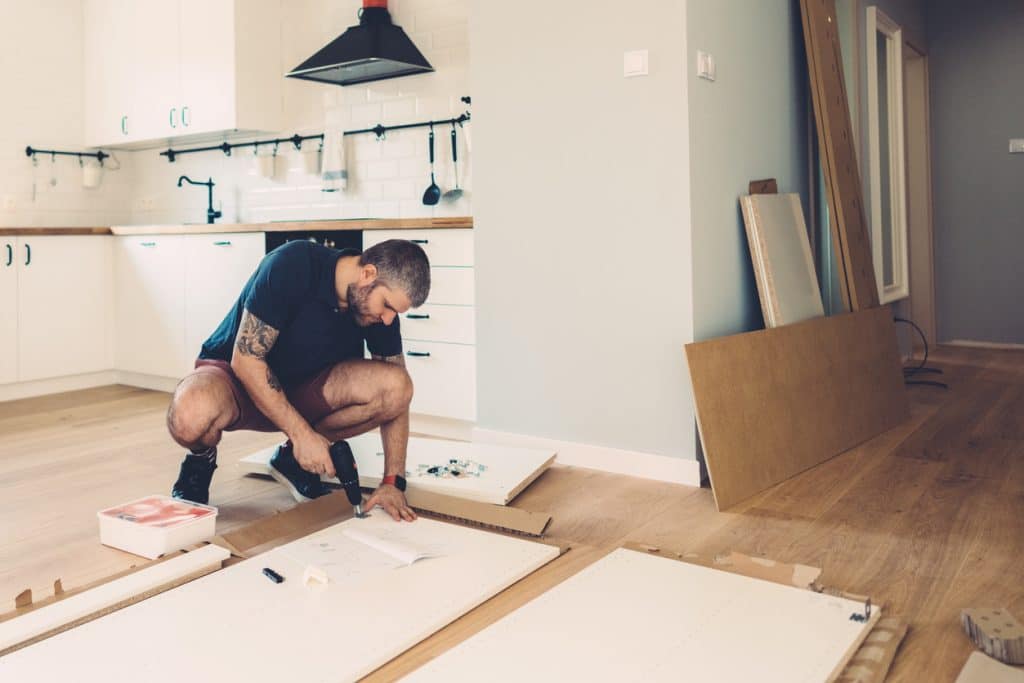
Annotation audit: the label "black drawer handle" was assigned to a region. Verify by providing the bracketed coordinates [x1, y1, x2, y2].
[24, 243, 31, 266]
[5, 244, 11, 267]
[406, 351, 431, 357]
[406, 313, 430, 320]
[411, 239, 429, 244]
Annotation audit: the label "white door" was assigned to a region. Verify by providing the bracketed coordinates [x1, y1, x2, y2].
[83, 0, 138, 147]
[178, 0, 236, 135]
[115, 236, 187, 378]
[183, 232, 264, 375]
[0, 238, 18, 384]
[17, 236, 114, 382]
[131, 0, 182, 141]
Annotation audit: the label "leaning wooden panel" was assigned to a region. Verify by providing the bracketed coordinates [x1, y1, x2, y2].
[800, 0, 880, 311]
[685, 307, 908, 510]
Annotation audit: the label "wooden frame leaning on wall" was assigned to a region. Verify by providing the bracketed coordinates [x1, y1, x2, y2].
[866, 5, 909, 304]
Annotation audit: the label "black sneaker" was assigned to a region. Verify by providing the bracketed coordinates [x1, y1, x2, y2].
[269, 442, 329, 503]
[171, 454, 217, 505]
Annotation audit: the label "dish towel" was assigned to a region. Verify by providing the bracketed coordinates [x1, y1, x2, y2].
[321, 120, 348, 192]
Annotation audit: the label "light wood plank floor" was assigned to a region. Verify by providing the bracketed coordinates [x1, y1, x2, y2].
[1, 345, 1021, 681]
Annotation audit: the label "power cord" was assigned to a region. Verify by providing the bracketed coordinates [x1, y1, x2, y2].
[894, 317, 948, 389]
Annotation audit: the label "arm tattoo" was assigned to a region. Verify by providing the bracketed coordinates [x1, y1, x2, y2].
[266, 366, 283, 392]
[235, 310, 279, 361]
[372, 353, 406, 367]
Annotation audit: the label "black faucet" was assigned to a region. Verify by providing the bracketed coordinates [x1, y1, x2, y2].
[177, 175, 222, 224]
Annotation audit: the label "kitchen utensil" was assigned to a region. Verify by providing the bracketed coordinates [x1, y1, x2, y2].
[422, 125, 441, 206]
[442, 124, 463, 202]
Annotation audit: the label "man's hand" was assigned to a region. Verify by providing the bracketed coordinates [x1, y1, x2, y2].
[364, 484, 417, 522]
[292, 431, 335, 478]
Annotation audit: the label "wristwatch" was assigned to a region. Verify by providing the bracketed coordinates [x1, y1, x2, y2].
[381, 474, 407, 491]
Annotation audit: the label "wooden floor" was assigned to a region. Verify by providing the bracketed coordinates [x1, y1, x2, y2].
[1, 345, 1021, 681]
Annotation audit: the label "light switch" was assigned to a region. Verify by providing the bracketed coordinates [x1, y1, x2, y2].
[697, 50, 716, 81]
[623, 50, 649, 78]
[1010, 139, 1024, 154]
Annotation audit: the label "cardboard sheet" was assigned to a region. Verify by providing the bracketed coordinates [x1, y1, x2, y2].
[685, 306, 908, 510]
[239, 433, 555, 505]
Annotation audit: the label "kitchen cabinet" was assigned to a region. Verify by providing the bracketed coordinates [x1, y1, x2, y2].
[363, 229, 477, 421]
[114, 235, 187, 378]
[183, 233, 265, 373]
[115, 232, 266, 380]
[84, 0, 282, 148]
[0, 239, 18, 384]
[13, 236, 114, 383]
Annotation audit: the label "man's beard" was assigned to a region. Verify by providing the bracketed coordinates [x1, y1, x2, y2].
[346, 282, 379, 326]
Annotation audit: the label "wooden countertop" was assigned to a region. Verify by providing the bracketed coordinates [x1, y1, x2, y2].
[0, 217, 472, 237]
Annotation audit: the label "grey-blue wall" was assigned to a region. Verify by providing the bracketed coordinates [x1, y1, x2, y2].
[927, 0, 1024, 344]
[687, 0, 811, 340]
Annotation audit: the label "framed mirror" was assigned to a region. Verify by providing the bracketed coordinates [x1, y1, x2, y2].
[866, 6, 908, 303]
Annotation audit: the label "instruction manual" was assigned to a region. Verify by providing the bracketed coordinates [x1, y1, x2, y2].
[281, 512, 446, 584]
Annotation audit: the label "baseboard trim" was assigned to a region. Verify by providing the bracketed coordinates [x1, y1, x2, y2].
[471, 427, 701, 486]
[115, 372, 179, 394]
[0, 371, 119, 403]
[409, 414, 475, 441]
[946, 339, 1024, 351]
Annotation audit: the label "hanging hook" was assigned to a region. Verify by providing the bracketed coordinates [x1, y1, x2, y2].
[373, 124, 386, 141]
[272, 142, 279, 157]
[79, 156, 84, 167]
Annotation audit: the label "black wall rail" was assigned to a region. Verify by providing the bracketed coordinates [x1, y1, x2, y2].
[159, 107, 471, 163]
[26, 146, 109, 164]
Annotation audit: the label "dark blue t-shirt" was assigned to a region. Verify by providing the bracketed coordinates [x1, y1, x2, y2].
[198, 241, 402, 385]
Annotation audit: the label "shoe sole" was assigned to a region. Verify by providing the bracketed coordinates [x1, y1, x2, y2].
[269, 464, 316, 504]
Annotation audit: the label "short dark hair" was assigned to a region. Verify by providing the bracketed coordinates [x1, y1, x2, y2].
[360, 239, 431, 306]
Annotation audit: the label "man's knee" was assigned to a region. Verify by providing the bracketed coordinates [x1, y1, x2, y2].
[378, 364, 413, 418]
[167, 377, 231, 447]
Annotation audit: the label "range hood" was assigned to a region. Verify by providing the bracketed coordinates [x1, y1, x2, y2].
[287, 0, 433, 87]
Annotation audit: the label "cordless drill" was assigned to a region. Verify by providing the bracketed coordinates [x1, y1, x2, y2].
[329, 441, 365, 518]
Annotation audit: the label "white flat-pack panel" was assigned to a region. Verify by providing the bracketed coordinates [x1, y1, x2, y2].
[0, 514, 559, 682]
[408, 548, 878, 683]
[239, 434, 555, 505]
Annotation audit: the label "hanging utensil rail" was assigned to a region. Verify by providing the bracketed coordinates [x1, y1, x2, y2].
[25, 146, 109, 164]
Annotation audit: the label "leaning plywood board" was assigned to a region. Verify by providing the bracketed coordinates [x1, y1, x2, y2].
[685, 306, 908, 510]
[239, 433, 555, 505]
[740, 193, 825, 327]
[407, 548, 879, 682]
[800, 0, 879, 311]
[0, 545, 229, 656]
[0, 514, 560, 682]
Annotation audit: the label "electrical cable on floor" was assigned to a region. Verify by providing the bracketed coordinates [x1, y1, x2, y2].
[894, 316, 948, 389]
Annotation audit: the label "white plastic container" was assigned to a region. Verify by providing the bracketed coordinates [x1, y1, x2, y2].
[97, 495, 218, 559]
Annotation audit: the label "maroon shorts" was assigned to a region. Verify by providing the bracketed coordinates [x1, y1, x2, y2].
[187, 359, 335, 432]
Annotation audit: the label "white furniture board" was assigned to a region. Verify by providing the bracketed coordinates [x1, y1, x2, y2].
[740, 193, 825, 327]
[955, 652, 1024, 683]
[239, 433, 556, 505]
[407, 548, 879, 683]
[0, 513, 559, 682]
[0, 544, 229, 655]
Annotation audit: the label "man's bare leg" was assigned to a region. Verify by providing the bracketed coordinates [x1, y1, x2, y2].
[310, 359, 413, 441]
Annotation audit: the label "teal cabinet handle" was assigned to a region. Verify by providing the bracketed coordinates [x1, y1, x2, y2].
[406, 313, 430, 320]
[406, 351, 431, 357]
[213, 240, 231, 246]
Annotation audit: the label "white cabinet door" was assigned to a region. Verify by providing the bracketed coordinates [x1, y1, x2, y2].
[178, 0, 236, 135]
[0, 239, 18, 384]
[115, 236, 186, 378]
[83, 0, 137, 147]
[403, 341, 477, 421]
[130, 0, 182, 141]
[17, 237, 114, 382]
[183, 232, 264, 374]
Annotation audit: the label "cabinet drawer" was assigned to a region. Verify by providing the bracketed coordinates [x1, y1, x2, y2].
[428, 267, 474, 306]
[401, 304, 475, 345]
[363, 229, 473, 267]
[403, 341, 476, 421]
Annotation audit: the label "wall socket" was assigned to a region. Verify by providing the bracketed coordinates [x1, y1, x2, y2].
[1010, 139, 1024, 154]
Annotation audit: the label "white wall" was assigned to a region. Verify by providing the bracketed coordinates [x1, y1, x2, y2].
[127, 0, 472, 226]
[470, 0, 695, 461]
[0, 0, 134, 227]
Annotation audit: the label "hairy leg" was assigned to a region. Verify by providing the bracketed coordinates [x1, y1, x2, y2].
[166, 371, 240, 451]
[311, 359, 413, 441]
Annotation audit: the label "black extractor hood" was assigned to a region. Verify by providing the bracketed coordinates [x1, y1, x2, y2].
[287, 0, 433, 87]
